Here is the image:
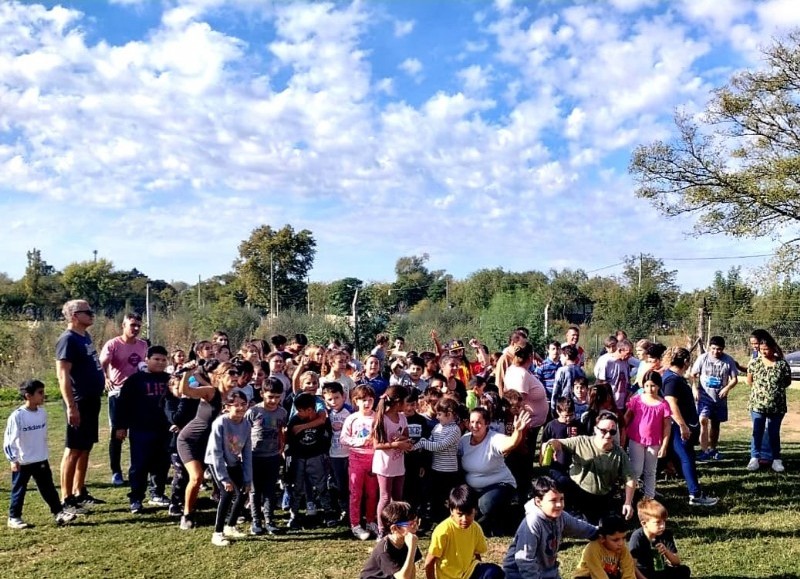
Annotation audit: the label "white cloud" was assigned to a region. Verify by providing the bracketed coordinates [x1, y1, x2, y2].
[375, 77, 394, 95]
[0, 0, 791, 288]
[394, 19, 414, 37]
[398, 57, 423, 80]
[457, 64, 491, 93]
[756, 0, 800, 31]
[608, 0, 658, 11]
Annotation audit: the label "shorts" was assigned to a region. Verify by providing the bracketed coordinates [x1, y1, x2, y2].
[65, 396, 101, 451]
[697, 393, 728, 422]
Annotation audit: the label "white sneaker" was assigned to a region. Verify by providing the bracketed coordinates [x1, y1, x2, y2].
[351, 525, 371, 541]
[365, 521, 379, 537]
[211, 532, 230, 547]
[306, 501, 317, 517]
[771, 459, 785, 473]
[223, 524, 247, 538]
[746, 457, 760, 471]
[7, 517, 29, 530]
[55, 510, 77, 525]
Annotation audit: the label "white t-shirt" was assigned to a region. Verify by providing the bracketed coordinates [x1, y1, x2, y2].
[691, 352, 738, 402]
[594, 353, 630, 409]
[458, 431, 516, 490]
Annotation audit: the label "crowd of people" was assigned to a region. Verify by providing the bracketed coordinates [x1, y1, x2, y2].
[3, 298, 794, 578]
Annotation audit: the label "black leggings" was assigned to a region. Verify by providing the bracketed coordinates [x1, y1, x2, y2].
[212, 465, 247, 533]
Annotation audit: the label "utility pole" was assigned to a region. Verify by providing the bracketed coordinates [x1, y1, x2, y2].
[352, 287, 360, 359]
[638, 252, 643, 290]
[92, 249, 97, 263]
[270, 253, 274, 318]
[307, 275, 311, 315]
[145, 282, 152, 340]
[544, 302, 550, 338]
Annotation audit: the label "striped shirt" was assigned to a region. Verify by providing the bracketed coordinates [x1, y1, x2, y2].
[413, 422, 461, 473]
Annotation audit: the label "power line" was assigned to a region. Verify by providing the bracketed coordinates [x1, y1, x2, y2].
[583, 252, 774, 275]
[661, 253, 773, 262]
[585, 262, 625, 274]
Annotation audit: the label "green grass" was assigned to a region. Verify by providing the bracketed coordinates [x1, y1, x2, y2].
[1, 387, 799, 578]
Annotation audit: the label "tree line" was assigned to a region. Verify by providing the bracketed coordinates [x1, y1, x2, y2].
[4, 226, 800, 357]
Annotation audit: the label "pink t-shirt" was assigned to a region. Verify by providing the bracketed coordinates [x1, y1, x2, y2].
[626, 395, 672, 447]
[505, 366, 549, 427]
[339, 413, 375, 457]
[100, 336, 148, 390]
[371, 413, 408, 477]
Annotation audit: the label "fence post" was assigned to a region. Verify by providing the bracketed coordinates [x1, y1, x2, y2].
[694, 305, 707, 354]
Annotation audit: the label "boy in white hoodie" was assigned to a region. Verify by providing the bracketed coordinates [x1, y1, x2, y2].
[502, 476, 597, 579]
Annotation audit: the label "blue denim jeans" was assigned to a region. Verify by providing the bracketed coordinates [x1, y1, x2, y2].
[469, 562, 504, 579]
[475, 482, 514, 536]
[128, 429, 170, 502]
[750, 411, 784, 460]
[328, 456, 349, 515]
[670, 423, 701, 497]
[250, 455, 282, 522]
[108, 392, 123, 475]
[9, 461, 62, 518]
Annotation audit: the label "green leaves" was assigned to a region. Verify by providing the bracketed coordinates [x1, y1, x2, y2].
[631, 30, 800, 270]
[234, 224, 317, 312]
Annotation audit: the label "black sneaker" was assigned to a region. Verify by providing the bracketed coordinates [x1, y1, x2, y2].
[77, 491, 106, 506]
[62, 496, 88, 515]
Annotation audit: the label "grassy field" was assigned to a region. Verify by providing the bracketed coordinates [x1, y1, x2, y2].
[0, 387, 798, 579]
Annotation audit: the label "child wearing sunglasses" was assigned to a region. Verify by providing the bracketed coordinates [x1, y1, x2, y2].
[360, 501, 421, 579]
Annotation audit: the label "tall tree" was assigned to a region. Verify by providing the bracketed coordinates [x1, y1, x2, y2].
[707, 267, 754, 320]
[62, 259, 122, 312]
[234, 225, 316, 312]
[23, 248, 56, 303]
[391, 254, 445, 311]
[328, 277, 363, 316]
[630, 30, 800, 272]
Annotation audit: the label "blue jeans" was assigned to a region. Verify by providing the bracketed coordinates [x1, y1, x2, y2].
[9, 461, 62, 518]
[670, 423, 701, 497]
[328, 456, 349, 515]
[469, 562, 504, 579]
[108, 392, 123, 475]
[289, 454, 332, 515]
[212, 464, 247, 533]
[475, 482, 514, 536]
[250, 455, 282, 522]
[128, 430, 170, 502]
[750, 411, 784, 460]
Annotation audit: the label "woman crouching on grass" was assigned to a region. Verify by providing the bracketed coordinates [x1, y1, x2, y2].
[176, 360, 240, 530]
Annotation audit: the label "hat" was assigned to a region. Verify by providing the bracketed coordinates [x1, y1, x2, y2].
[447, 339, 465, 352]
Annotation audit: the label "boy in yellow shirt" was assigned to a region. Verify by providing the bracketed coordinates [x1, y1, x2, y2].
[425, 484, 503, 579]
[574, 515, 636, 579]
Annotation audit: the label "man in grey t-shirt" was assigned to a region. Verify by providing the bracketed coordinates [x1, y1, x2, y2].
[690, 336, 738, 461]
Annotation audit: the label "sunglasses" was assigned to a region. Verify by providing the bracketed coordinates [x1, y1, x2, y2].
[596, 427, 617, 437]
[75, 309, 95, 316]
[227, 370, 241, 376]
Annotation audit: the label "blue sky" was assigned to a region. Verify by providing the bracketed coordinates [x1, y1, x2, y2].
[1, 0, 799, 290]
